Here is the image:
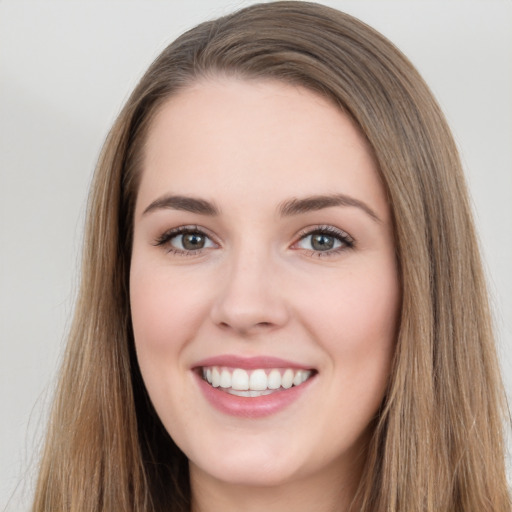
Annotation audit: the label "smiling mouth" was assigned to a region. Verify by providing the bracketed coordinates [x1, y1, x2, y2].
[200, 366, 315, 397]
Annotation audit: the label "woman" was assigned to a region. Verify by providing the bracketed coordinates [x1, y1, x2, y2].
[32, 2, 510, 511]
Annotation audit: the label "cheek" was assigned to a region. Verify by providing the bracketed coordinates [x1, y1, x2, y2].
[307, 264, 400, 340]
[129, 263, 212, 359]
[301, 262, 400, 374]
[129, 265, 216, 426]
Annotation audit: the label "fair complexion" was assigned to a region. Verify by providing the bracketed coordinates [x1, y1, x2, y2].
[130, 78, 400, 512]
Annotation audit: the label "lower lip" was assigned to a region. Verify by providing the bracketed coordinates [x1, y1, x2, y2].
[194, 373, 315, 418]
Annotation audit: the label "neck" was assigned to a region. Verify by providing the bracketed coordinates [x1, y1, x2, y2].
[189, 457, 363, 512]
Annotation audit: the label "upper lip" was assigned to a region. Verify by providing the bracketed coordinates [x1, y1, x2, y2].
[193, 354, 314, 370]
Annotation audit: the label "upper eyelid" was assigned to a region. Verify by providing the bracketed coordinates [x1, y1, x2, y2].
[294, 225, 354, 243]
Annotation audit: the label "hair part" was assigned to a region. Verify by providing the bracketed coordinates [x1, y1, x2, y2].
[33, 2, 510, 511]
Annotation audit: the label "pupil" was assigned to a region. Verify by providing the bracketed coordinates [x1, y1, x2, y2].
[182, 233, 204, 250]
[311, 233, 334, 251]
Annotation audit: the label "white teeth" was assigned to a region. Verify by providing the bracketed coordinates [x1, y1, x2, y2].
[293, 370, 303, 386]
[281, 369, 294, 389]
[231, 369, 249, 390]
[201, 366, 313, 394]
[249, 369, 268, 390]
[228, 389, 274, 397]
[219, 369, 231, 388]
[267, 369, 281, 389]
[211, 367, 221, 388]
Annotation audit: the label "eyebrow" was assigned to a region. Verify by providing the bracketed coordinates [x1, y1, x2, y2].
[278, 194, 381, 222]
[142, 194, 220, 216]
[142, 192, 380, 222]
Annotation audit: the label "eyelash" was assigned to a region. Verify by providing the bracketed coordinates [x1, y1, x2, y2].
[153, 224, 355, 257]
[293, 225, 355, 257]
[153, 225, 217, 255]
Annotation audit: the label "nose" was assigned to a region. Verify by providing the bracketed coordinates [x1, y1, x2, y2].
[210, 247, 290, 336]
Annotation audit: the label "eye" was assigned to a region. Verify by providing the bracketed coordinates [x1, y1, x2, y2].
[294, 226, 354, 255]
[154, 226, 217, 254]
[171, 231, 214, 251]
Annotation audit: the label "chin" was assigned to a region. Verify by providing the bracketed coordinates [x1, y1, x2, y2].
[193, 459, 302, 488]
[189, 440, 308, 488]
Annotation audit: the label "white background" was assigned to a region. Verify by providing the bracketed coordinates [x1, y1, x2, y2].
[1, 1, 511, 510]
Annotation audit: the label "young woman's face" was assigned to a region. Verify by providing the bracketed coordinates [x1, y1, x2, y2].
[130, 78, 400, 490]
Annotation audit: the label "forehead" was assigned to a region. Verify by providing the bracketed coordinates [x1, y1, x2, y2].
[137, 77, 388, 220]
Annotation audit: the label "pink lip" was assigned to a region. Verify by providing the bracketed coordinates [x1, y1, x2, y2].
[194, 375, 315, 418]
[193, 354, 312, 370]
[192, 355, 316, 418]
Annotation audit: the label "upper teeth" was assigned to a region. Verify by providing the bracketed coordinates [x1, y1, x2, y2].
[202, 366, 312, 392]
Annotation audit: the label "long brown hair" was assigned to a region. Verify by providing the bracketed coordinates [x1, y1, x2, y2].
[32, 2, 510, 511]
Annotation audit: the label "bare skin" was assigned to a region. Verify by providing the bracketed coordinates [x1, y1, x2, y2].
[130, 78, 399, 512]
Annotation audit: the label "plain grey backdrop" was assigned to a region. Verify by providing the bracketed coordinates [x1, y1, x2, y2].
[1, 1, 511, 510]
